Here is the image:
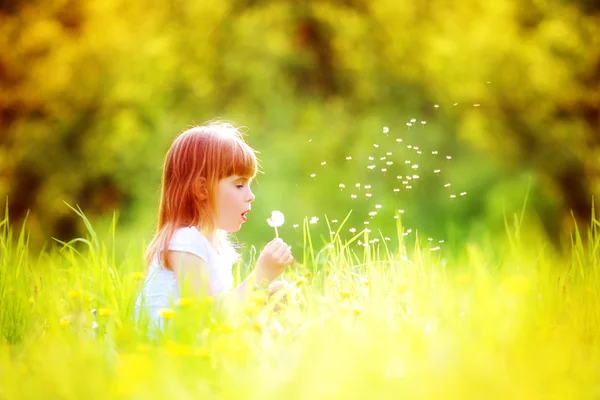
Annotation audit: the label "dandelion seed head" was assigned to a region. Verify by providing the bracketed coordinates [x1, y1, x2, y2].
[460, 192, 467, 196]
[369, 211, 377, 217]
[381, 168, 387, 172]
[434, 169, 441, 173]
[366, 193, 372, 198]
[412, 164, 419, 169]
[349, 228, 357, 233]
[346, 156, 353, 161]
[396, 138, 403, 143]
[375, 204, 382, 209]
[373, 144, 379, 148]
[321, 161, 327, 165]
[310, 173, 316, 178]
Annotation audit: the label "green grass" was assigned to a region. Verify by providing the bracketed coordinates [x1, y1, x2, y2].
[1, 207, 600, 399]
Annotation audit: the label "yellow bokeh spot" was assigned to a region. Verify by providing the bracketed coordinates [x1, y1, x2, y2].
[158, 308, 176, 320]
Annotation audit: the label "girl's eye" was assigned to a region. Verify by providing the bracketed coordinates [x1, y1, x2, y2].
[236, 184, 244, 189]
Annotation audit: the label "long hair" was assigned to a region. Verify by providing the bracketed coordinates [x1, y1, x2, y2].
[145, 121, 258, 270]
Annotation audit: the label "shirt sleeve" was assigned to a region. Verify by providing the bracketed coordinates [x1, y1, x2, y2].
[168, 227, 211, 263]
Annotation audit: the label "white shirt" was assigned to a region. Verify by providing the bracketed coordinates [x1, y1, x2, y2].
[135, 226, 236, 329]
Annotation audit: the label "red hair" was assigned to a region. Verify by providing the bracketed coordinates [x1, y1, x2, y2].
[145, 122, 258, 270]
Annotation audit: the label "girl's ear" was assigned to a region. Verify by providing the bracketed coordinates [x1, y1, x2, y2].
[194, 177, 208, 201]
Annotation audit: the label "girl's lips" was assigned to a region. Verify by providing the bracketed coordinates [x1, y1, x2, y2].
[241, 210, 250, 221]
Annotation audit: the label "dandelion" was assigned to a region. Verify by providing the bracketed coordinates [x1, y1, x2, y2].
[385, 237, 391, 241]
[355, 183, 361, 188]
[405, 160, 411, 164]
[439, 240, 445, 243]
[407, 145, 412, 149]
[381, 168, 388, 172]
[321, 161, 327, 166]
[421, 121, 426, 125]
[434, 169, 441, 173]
[432, 151, 438, 155]
[398, 209, 405, 213]
[444, 183, 451, 188]
[293, 224, 299, 229]
[267, 210, 285, 238]
[177, 297, 194, 308]
[310, 216, 319, 224]
[406, 123, 412, 127]
[453, 102, 458, 106]
[346, 156, 352, 161]
[339, 183, 345, 189]
[368, 156, 374, 161]
[383, 126, 389, 133]
[310, 173, 316, 178]
[446, 156, 452, 160]
[396, 175, 403, 179]
[417, 151, 422, 155]
[349, 228, 357, 233]
[473, 103, 481, 107]
[450, 194, 456, 198]
[159, 308, 176, 320]
[364, 185, 372, 189]
[430, 247, 441, 252]
[366, 193, 372, 198]
[332, 219, 338, 223]
[373, 144, 379, 148]
[369, 212, 377, 217]
[412, 164, 419, 169]
[386, 152, 392, 155]
[364, 221, 370, 225]
[393, 188, 400, 192]
[380, 156, 387, 161]
[410, 118, 416, 123]
[396, 138, 403, 143]
[367, 165, 376, 170]
[350, 194, 357, 199]
[386, 161, 393, 165]
[412, 175, 419, 179]
[406, 185, 412, 189]
[375, 204, 382, 209]
[460, 192, 467, 196]
[365, 229, 372, 233]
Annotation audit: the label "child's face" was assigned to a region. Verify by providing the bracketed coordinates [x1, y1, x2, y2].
[214, 175, 255, 232]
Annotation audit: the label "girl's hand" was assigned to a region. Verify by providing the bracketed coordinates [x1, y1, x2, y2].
[255, 238, 293, 284]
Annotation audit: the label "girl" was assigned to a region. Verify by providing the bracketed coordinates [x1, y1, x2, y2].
[135, 121, 294, 329]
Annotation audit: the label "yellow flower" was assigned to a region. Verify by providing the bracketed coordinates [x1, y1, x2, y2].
[340, 289, 352, 299]
[158, 308, 176, 320]
[98, 308, 113, 317]
[60, 315, 72, 327]
[28, 296, 34, 304]
[67, 290, 81, 299]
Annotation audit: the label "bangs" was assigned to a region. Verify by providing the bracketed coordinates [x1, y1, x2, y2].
[222, 137, 259, 179]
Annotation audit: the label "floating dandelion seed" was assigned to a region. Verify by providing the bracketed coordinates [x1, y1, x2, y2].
[444, 183, 451, 187]
[412, 175, 419, 179]
[349, 228, 357, 233]
[350, 194, 357, 199]
[428, 238, 433, 241]
[346, 156, 352, 161]
[473, 104, 481, 107]
[321, 161, 327, 166]
[446, 156, 452, 160]
[366, 193, 372, 198]
[339, 183, 346, 189]
[407, 229, 412, 233]
[386, 161, 393, 165]
[398, 209, 405, 213]
[394, 215, 399, 219]
[368, 156, 374, 160]
[396, 138, 403, 143]
[396, 175, 403, 179]
[432, 151, 438, 155]
[407, 145, 412, 149]
[439, 240, 445, 243]
[355, 183, 361, 188]
[450, 194, 456, 199]
[414, 146, 420, 150]
[310, 216, 319, 224]
[380, 157, 386, 161]
[406, 177, 412, 180]
[434, 169, 441, 173]
[453, 103, 458, 106]
[412, 164, 419, 169]
[381, 168, 388, 172]
[293, 224, 299, 229]
[369, 212, 377, 217]
[364, 221, 370, 225]
[460, 192, 467, 196]
[421, 121, 427, 125]
[406, 185, 412, 189]
[434, 104, 440, 108]
[373, 144, 379, 148]
[430, 247, 441, 252]
[410, 118, 416, 123]
[310, 173, 316, 178]
[402, 181, 409, 184]
[417, 151, 422, 155]
[385, 237, 391, 241]
[332, 219, 338, 223]
[267, 210, 285, 238]
[383, 127, 389, 134]
[375, 204, 382, 209]
[405, 160, 411, 164]
[367, 165, 376, 170]
[387, 152, 392, 156]
[406, 123, 413, 127]
[393, 188, 400, 192]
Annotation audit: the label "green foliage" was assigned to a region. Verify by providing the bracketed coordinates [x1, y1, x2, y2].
[0, 0, 598, 250]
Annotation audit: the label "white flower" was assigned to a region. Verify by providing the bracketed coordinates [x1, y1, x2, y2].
[267, 210, 285, 228]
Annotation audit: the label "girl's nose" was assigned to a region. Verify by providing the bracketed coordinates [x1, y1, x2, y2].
[246, 189, 255, 202]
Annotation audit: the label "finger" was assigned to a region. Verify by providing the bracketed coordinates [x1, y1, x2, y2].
[281, 253, 294, 266]
[272, 242, 290, 259]
[264, 238, 283, 252]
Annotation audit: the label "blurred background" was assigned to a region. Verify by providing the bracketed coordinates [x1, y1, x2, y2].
[1, 0, 599, 259]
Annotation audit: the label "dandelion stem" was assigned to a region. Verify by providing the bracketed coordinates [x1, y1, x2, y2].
[275, 227, 279, 238]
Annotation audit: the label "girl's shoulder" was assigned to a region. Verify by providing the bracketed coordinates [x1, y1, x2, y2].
[169, 226, 212, 260]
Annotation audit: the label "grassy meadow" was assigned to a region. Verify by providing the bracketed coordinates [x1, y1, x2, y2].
[1, 205, 600, 400]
